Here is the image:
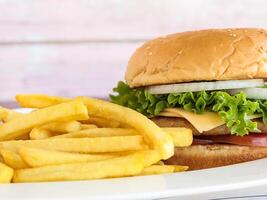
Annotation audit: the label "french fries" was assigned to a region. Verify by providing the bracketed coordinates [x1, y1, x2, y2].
[30, 128, 54, 140]
[141, 165, 188, 175]
[52, 127, 192, 147]
[0, 107, 23, 122]
[44, 121, 81, 133]
[80, 124, 98, 130]
[0, 94, 190, 184]
[82, 117, 121, 128]
[13, 152, 145, 183]
[0, 136, 148, 153]
[16, 94, 70, 108]
[30, 121, 82, 140]
[163, 128, 193, 147]
[141, 165, 175, 175]
[0, 162, 14, 183]
[77, 97, 174, 160]
[0, 149, 28, 169]
[142, 150, 161, 167]
[51, 128, 137, 139]
[19, 147, 118, 167]
[0, 100, 89, 141]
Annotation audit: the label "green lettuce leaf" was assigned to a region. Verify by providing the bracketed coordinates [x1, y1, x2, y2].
[110, 81, 267, 136]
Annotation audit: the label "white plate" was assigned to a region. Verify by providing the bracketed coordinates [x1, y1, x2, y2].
[1, 109, 267, 199]
[1, 159, 267, 200]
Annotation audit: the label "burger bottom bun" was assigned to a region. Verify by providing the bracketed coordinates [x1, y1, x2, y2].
[165, 144, 267, 170]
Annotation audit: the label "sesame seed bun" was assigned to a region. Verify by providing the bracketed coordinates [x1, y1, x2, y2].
[126, 28, 267, 87]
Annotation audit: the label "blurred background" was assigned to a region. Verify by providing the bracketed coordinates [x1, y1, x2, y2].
[1, 0, 267, 106]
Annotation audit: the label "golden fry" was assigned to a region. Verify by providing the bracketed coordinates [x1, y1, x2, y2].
[0, 136, 148, 153]
[51, 128, 137, 139]
[44, 121, 81, 133]
[77, 97, 174, 160]
[142, 150, 161, 167]
[173, 165, 189, 172]
[0, 107, 23, 122]
[163, 128, 193, 147]
[80, 124, 98, 130]
[82, 117, 121, 128]
[52, 127, 192, 147]
[0, 149, 28, 169]
[19, 147, 118, 167]
[15, 94, 70, 108]
[0, 162, 14, 183]
[13, 152, 145, 183]
[30, 128, 54, 140]
[140, 165, 188, 175]
[140, 165, 175, 175]
[0, 100, 89, 141]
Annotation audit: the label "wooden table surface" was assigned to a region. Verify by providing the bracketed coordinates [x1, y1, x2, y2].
[0, 0, 267, 103]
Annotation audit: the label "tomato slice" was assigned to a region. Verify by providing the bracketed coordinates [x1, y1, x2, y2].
[194, 133, 267, 147]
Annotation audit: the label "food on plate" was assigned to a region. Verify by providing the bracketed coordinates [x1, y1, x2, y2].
[13, 152, 145, 183]
[163, 128, 192, 147]
[0, 162, 14, 183]
[80, 124, 98, 130]
[51, 127, 192, 147]
[16, 94, 69, 108]
[0, 95, 190, 183]
[29, 121, 82, 140]
[78, 96, 174, 159]
[82, 117, 121, 128]
[0, 149, 28, 169]
[43, 121, 81, 133]
[0, 100, 89, 141]
[110, 28, 267, 169]
[29, 128, 54, 140]
[141, 165, 188, 175]
[0, 136, 148, 153]
[0, 107, 22, 122]
[18, 147, 118, 167]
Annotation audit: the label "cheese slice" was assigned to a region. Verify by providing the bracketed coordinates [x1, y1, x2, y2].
[159, 108, 261, 133]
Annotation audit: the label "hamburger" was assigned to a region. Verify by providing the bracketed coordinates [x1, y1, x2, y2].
[110, 28, 267, 170]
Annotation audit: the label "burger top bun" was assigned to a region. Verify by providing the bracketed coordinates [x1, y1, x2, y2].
[125, 28, 267, 88]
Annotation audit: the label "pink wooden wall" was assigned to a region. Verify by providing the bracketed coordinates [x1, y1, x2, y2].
[1, 0, 267, 102]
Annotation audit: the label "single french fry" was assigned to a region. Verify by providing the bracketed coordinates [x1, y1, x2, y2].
[80, 124, 98, 130]
[30, 128, 54, 140]
[51, 128, 137, 139]
[173, 165, 189, 172]
[44, 121, 81, 133]
[0, 149, 28, 169]
[82, 117, 121, 128]
[140, 165, 175, 175]
[15, 94, 70, 108]
[13, 152, 145, 183]
[140, 164, 188, 176]
[18, 147, 118, 167]
[0, 162, 14, 183]
[142, 150, 161, 167]
[77, 97, 174, 160]
[0, 136, 148, 153]
[0, 100, 89, 141]
[0, 107, 23, 122]
[163, 128, 193, 147]
[52, 127, 192, 147]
